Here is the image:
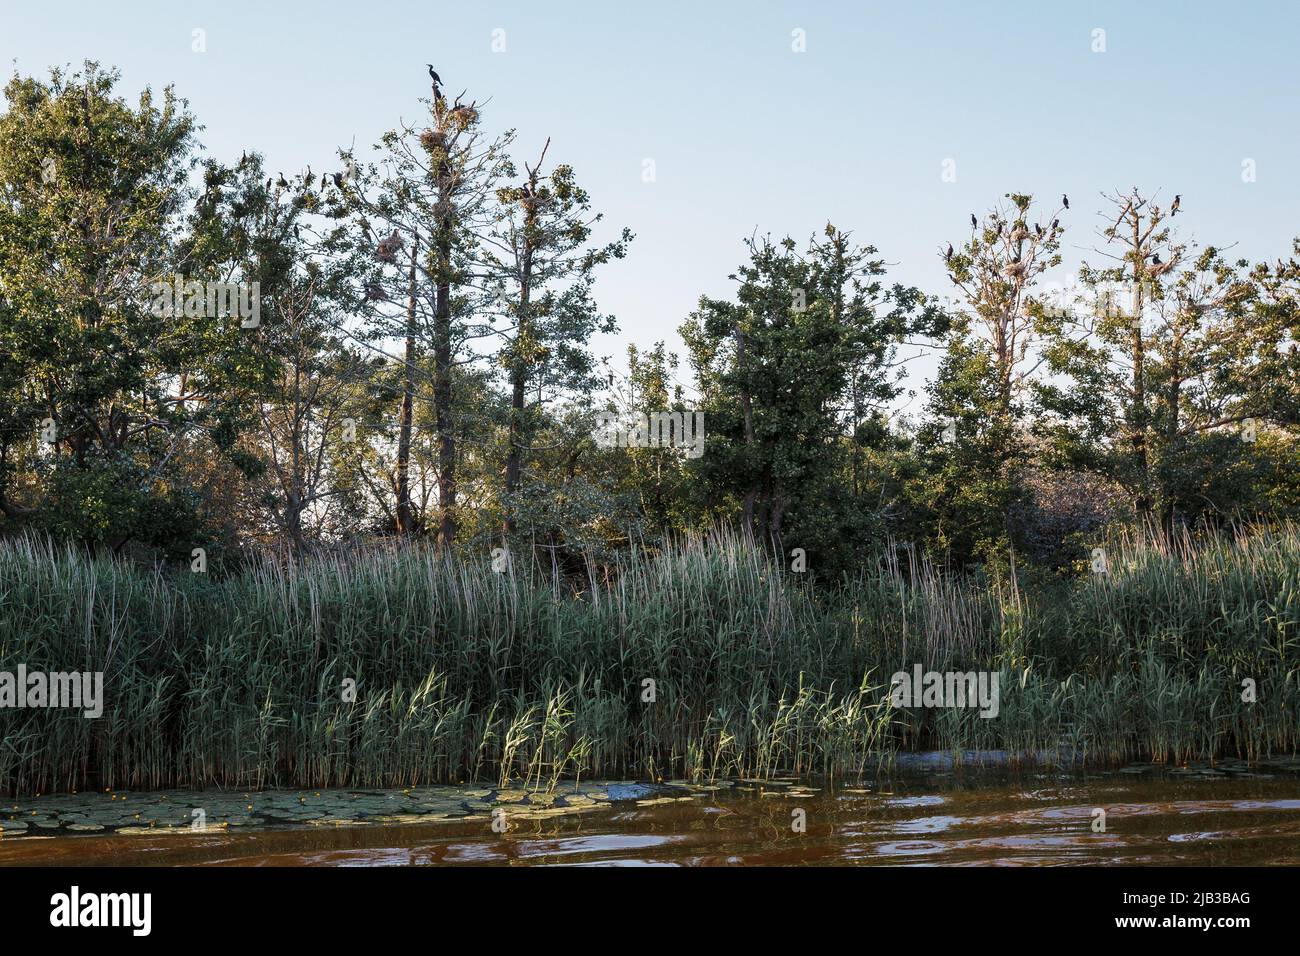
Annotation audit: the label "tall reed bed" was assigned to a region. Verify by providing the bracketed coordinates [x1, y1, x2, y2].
[0, 525, 1296, 795]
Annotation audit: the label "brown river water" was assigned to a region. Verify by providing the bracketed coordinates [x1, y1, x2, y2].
[3, 757, 1299, 866]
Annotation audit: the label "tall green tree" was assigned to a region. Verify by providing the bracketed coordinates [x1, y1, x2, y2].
[1037, 192, 1300, 532]
[332, 82, 512, 549]
[479, 140, 630, 537]
[0, 62, 253, 551]
[682, 226, 938, 569]
[913, 192, 1064, 566]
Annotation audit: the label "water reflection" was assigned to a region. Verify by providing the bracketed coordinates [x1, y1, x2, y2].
[3, 762, 1299, 867]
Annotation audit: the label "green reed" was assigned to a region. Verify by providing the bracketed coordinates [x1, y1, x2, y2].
[0, 524, 1296, 795]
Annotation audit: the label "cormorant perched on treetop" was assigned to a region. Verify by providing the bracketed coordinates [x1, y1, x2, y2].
[427, 64, 441, 85]
[970, 213, 977, 229]
[1062, 194, 1069, 209]
[333, 172, 345, 189]
[1170, 195, 1181, 216]
[277, 172, 288, 189]
[945, 243, 953, 260]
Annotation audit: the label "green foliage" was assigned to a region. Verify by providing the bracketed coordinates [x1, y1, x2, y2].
[0, 62, 261, 551]
[1, 56, 1298, 794]
[1035, 192, 1300, 534]
[908, 328, 1029, 567]
[680, 226, 941, 573]
[0, 58, 1297, 591]
[36, 454, 203, 554]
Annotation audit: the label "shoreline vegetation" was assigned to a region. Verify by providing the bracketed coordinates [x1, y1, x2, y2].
[1, 63, 1299, 809]
[1, 524, 1296, 797]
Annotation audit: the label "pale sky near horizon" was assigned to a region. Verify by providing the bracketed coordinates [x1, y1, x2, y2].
[3, 1, 1298, 411]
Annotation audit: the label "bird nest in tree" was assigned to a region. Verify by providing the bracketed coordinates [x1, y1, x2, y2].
[375, 231, 403, 263]
[448, 105, 477, 127]
[420, 128, 445, 151]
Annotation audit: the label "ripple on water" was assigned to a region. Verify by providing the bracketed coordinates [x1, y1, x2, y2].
[876, 840, 944, 857]
[3, 765, 1299, 867]
[881, 794, 948, 808]
[895, 815, 965, 834]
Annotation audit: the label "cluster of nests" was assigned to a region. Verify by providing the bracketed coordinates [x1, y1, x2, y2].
[947, 217, 1063, 282]
[1000, 219, 1067, 279]
[417, 106, 478, 152]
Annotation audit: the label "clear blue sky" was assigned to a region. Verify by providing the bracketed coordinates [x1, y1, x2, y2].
[4, 1, 1298, 403]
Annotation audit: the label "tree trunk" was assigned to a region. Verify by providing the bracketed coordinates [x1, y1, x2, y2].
[503, 370, 526, 535]
[1129, 227, 1151, 521]
[1161, 341, 1184, 539]
[735, 320, 757, 536]
[395, 235, 419, 536]
[503, 194, 537, 537]
[433, 227, 456, 552]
